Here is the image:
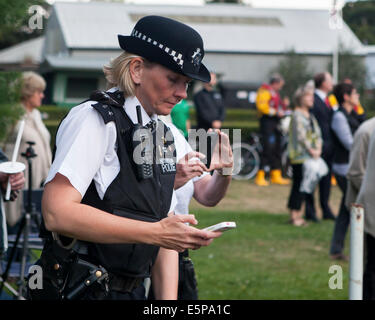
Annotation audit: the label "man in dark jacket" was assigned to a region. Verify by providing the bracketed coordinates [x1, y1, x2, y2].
[194, 72, 225, 131]
[306, 72, 336, 221]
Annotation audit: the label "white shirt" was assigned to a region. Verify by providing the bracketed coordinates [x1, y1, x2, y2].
[45, 88, 173, 203]
[165, 123, 208, 215]
[45, 88, 206, 213]
[315, 89, 327, 103]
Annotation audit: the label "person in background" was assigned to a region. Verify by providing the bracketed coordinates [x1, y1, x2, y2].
[194, 72, 225, 131]
[328, 78, 366, 123]
[4, 72, 52, 229]
[171, 99, 192, 139]
[345, 117, 375, 211]
[0, 148, 25, 254]
[356, 125, 375, 299]
[345, 117, 375, 299]
[329, 83, 361, 261]
[254, 73, 290, 186]
[307, 72, 336, 222]
[287, 85, 322, 226]
[327, 78, 365, 189]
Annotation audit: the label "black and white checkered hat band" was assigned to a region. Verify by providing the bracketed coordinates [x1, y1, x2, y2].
[132, 29, 184, 68]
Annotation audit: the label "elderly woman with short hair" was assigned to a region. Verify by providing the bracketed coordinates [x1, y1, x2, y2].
[4, 71, 51, 227]
[287, 85, 322, 226]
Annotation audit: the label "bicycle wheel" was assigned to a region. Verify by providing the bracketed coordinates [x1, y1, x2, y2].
[231, 142, 260, 180]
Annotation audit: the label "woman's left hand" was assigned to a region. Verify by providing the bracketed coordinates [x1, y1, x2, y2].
[0, 172, 26, 191]
[207, 129, 233, 174]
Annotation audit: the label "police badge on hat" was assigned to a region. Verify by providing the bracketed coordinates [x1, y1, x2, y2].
[191, 48, 202, 69]
[118, 15, 211, 83]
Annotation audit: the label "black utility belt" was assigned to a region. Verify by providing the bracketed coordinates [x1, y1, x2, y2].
[69, 254, 145, 295]
[107, 273, 144, 293]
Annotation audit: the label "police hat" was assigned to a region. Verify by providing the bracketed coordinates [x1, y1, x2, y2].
[118, 15, 211, 83]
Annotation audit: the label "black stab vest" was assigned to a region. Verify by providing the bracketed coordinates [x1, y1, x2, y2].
[48, 90, 176, 279]
[331, 106, 360, 165]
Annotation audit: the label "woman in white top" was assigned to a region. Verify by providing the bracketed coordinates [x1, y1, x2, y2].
[35, 16, 222, 300]
[4, 72, 52, 227]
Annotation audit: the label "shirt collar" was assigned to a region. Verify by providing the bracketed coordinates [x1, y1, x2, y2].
[108, 88, 157, 125]
[315, 89, 327, 101]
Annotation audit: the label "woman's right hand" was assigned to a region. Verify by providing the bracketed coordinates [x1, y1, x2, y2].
[153, 213, 222, 252]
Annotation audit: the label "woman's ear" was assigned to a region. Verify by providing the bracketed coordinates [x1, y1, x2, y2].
[343, 93, 349, 103]
[129, 57, 144, 85]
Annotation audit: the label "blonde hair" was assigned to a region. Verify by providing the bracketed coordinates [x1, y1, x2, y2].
[103, 52, 154, 97]
[293, 84, 314, 108]
[21, 72, 46, 101]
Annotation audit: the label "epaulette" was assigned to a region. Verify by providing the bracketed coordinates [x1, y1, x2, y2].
[89, 90, 125, 124]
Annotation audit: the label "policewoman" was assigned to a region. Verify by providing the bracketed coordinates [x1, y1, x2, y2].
[30, 16, 221, 300]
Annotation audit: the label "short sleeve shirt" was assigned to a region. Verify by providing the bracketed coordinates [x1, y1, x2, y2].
[45, 89, 158, 200]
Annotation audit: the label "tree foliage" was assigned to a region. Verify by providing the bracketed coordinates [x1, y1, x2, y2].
[0, 0, 49, 50]
[271, 49, 314, 103]
[343, 0, 375, 45]
[0, 72, 25, 144]
[327, 43, 367, 94]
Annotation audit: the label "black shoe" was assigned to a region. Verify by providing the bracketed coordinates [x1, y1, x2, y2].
[323, 213, 336, 220]
[330, 253, 349, 262]
[305, 216, 320, 223]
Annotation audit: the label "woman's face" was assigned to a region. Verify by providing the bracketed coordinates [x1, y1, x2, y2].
[301, 91, 314, 109]
[28, 89, 44, 109]
[347, 88, 360, 107]
[136, 63, 191, 116]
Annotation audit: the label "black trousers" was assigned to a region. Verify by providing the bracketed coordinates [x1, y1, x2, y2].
[330, 174, 350, 255]
[178, 250, 198, 300]
[304, 156, 333, 219]
[364, 233, 375, 300]
[318, 152, 334, 217]
[287, 164, 305, 210]
[259, 116, 282, 171]
[288, 163, 315, 219]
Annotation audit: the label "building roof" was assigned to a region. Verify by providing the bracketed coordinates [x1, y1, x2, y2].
[51, 2, 366, 55]
[366, 45, 375, 54]
[44, 54, 108, 71]
[0, 36, 44, 65]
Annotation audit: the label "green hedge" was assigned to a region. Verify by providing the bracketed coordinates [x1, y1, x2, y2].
[189, 107, 258, 123]
[41, 105, 261, 149]
[39, 105, 70, 122]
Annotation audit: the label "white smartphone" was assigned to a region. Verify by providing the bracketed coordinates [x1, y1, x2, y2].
[203, 221, 236, 232]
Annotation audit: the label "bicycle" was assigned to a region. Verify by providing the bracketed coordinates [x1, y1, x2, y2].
[231, 115, 292, 180]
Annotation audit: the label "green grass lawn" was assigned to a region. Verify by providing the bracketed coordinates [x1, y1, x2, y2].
[190, 209, 349, 300]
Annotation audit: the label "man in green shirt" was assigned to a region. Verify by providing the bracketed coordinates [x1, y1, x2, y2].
[171, 99, 191, 139]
